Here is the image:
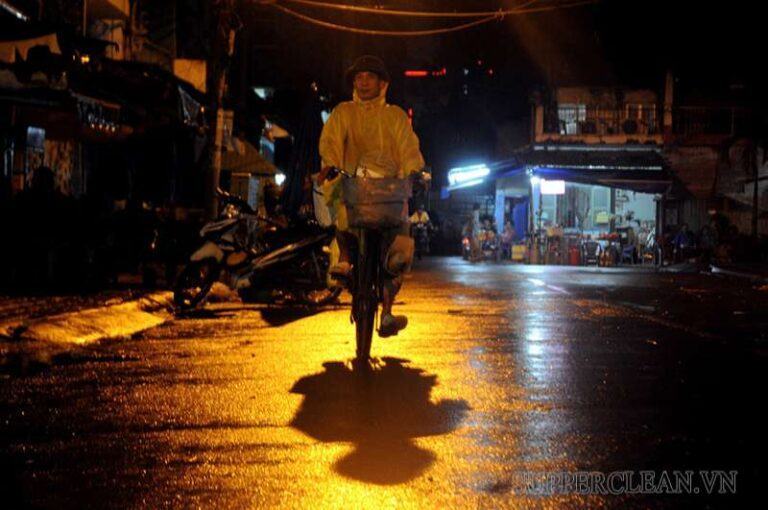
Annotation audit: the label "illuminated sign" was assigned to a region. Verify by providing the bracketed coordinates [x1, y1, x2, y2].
[541, 179, 565, 195]
[404, 68, 447, 78]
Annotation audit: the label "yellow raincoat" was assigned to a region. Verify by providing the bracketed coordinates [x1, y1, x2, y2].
[319, 86, 425, 230]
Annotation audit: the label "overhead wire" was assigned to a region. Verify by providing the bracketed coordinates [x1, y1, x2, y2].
[275, 0, 542, 18]
[261, 1, 600, 37]
[269, 3, 502, 36]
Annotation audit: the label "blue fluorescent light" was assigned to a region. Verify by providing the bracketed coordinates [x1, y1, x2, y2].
[448, 178, 484, 191]
[447, 164, 490, 186]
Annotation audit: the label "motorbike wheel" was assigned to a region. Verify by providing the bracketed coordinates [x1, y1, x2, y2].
[353, 234, 378, 362]
[173, 259, 220, 310]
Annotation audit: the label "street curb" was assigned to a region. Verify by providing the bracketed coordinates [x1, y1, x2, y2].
[0, 291, 174, 345]
[710, 265, 768, 283]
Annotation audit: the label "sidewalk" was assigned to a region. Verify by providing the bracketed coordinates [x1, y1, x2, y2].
[1, 288, 174, 340]
[0, 290, 145, 328]
[655, 260, 768, 284]
[1, 289, 174, 376]
[710, 263, 768, 283]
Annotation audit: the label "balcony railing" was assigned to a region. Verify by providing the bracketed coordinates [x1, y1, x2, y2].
[540, 105, 754, 139]
[544, 105, 660, 137]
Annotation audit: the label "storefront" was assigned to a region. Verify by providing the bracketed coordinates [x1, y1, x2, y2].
[1, 48, 208, 204]
[495, 145, 672, 265]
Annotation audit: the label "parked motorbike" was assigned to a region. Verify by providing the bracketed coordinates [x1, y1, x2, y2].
[173, 188, 340, 310]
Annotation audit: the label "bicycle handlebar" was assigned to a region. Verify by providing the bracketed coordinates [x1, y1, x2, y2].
[323, 167, 430, 183]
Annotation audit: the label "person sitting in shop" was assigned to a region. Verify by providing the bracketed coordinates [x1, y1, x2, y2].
[500, 221, 516, 259]
[582, 234, 602, 265]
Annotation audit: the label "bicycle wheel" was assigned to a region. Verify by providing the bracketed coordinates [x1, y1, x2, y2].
[353, 232, 378, 362]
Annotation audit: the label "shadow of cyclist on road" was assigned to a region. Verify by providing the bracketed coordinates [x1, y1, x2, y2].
[289, 357, 470, 485]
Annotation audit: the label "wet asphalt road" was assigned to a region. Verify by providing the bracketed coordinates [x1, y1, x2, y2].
[1, 258, 766, 509]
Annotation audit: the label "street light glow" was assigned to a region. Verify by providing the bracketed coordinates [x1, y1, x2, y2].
[448, 178, 485, 191]
[447, 164, 490, 186]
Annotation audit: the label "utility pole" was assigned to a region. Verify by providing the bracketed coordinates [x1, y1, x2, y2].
[206, 0, 240, 218]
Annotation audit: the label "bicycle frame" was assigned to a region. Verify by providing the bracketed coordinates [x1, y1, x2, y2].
[351, 228, 382, 361]
[325, 166, 425, 363]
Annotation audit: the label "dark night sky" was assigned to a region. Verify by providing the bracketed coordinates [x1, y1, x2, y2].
[3, 0, 761, 104]
[216, 0, 765, 175]
[3, 0, 763, 170]
[1, 0, 762, 94]
[235, 0, 763, 103]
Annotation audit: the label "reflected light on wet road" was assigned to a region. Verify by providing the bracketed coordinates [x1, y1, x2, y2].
[1, 257, 764, 508]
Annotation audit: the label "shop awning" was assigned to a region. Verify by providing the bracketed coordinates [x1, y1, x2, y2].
[221, 138, 277, 176]
[518, 144, 672, 193]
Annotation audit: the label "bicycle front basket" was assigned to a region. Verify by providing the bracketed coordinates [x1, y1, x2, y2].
[342, 178, 411, 228]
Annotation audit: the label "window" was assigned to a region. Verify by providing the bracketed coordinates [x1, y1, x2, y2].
[558, 104, 586, 135]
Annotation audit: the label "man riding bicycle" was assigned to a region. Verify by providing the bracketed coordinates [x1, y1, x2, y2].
[318, 55, 426, 338]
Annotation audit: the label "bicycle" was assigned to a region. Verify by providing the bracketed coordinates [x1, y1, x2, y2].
[325, 168, 426, 363]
